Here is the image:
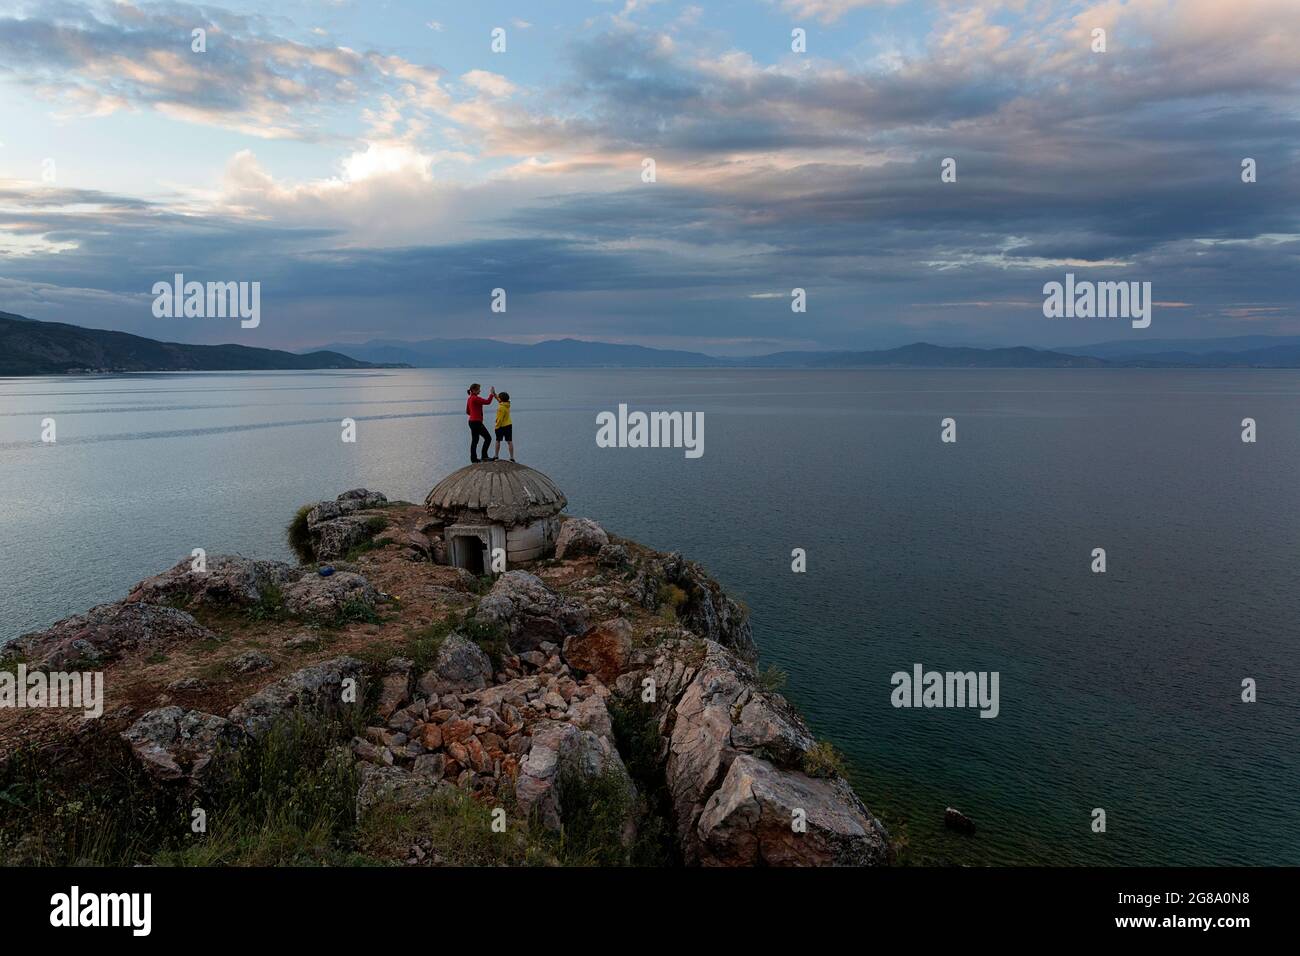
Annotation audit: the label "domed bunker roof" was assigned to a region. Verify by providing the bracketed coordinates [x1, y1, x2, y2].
[424, 461, 567, 526]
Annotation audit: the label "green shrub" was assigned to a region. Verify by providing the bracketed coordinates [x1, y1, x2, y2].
[608, 696, 677, 866]
[803, 739, 847, 779]
[336, 597, 381, 626]
[246, 582, 285, 622]
[460, 614, 510, 669]
[554, 767, 634, 866]
[758, 663, 788, 693]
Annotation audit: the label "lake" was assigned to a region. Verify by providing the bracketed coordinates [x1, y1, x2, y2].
[2, 367, 1297, 865]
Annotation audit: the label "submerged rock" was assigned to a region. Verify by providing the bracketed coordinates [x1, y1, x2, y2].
[944, 806, 976, 835]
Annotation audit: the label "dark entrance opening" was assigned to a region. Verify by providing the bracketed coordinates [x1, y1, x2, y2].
[456, 536, 485, 574]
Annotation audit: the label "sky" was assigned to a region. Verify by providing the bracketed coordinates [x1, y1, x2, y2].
[0, 0, 1296, 356]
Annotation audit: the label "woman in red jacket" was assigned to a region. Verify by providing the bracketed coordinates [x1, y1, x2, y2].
[465, 383, 496, 463]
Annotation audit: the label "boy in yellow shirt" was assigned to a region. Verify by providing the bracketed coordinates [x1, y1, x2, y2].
[492, 391, 514, 461]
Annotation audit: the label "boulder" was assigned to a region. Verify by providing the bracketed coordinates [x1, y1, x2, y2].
[281, 571, 378, 620]
[303, 491, 388, 560]
[337, 488, 388, 508]
[655, 641, 827, 863]
[597, 543, 631, 570]
[562, 618, 633, 685]
[307, 490, 388, 527]
[695, 754, 889, 866]
[312, 516, 374, 561]
[126, 555, 297, 610]
[513, 719, 632, 832]
[227, 656, 367, 737]
[631, 554, 755, 659]
[121, 706, 245, 789]
[228, 651, 274, 674]
[356, 764, 446, 819]
[475, 571, 587, 652]
[406, 530, 434, 561]
[430, 633, 492, 690]
[463, 676, 541, 711]
[412, 753, 447, 779]
[5, 602, 217, 670]
[555, 517, 609, 559]
[376, 658, 413, 720]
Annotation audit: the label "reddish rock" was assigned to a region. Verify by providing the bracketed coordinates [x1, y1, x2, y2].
[418, 723, 443, 751]
[466, 736, 490, 773]
[562, 619, 633, 685]
[441, 719, 474, 745]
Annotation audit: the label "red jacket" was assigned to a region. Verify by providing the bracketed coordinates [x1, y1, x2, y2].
[466, 393, 494, 422]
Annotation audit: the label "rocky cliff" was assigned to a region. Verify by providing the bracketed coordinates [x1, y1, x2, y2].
[0, 491, 888, 867]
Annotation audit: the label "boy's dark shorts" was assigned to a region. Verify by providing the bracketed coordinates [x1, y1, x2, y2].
[495, 425, 513, 441]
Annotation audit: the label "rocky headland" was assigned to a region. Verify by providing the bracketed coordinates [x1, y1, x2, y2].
[0, 488, 889, 867]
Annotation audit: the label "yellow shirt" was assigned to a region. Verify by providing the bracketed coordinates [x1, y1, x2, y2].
[495, 401, 511, 428]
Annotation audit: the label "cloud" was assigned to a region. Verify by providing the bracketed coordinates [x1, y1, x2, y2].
[774, 0, 904, 25]
[1, 1, 1298, 351]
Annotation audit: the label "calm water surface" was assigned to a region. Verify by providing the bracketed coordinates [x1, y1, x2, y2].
[2, 368, 1297, 865]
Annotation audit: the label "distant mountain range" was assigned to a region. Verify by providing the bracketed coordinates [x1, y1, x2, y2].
[315, 334, 1300, 369]
[0, 312, 403, 375]
[7, 311, 1300, 374]
[313, 336, 1110, 368]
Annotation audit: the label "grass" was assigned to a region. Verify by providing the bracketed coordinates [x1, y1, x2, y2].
[356, 789, 559, 866]
[156, 713, 362, 866]
[354, 764, 658, 867]
[553, 766, 635, 865]
[286, 505, 315, 563]
[0, 730, 188, 866]
[0, 699, 377, 867]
